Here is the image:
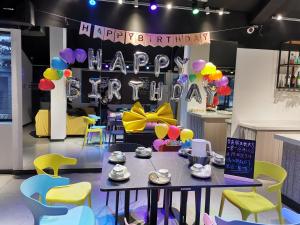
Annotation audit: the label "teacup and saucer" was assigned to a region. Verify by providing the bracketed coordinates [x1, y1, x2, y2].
[190, 163, 212, 179]
[211, 153, 225, 166]
[149, 169, 171, 185]
[136, 147, 152, 158]
[109, 151, 126, 163]
[109, 164, 130, 181]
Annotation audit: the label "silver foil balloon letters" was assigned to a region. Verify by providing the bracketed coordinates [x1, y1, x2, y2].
[88, 78, 102, 100]
[154, 55, 170, 77]
[128, 80, 144, 101]
[109, 51, 127, 75]
[66, 78, 80, 101]
[88, 48, 102, 71]
[170, 83, 183, 102]
[174, 56, 189, 74]
[108, 79, 122, 101]
[133, 52, 149, 74]
[205, 84, 217, 105]
[150, 81, 163, 101]
[186, 83, 202, 104]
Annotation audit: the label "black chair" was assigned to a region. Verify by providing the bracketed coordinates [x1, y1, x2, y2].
[107, 119, 125, 144]
[105, 143, 144, 206]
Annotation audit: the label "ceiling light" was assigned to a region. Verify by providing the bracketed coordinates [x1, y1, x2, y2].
[219, 8, 224, 15]
[126, 65, 129, 69]
[150, 0, 158, 11]
[166, 3, 172, 10]
[134, 0, 138, 8]
[192, 0, 199, 15]
[2, 7, 15, 11]
[205, 6, 210, 15]
[89, 0, 96, 6]
[276, 14, 282, 20]
[146, 66, 150, 70]
[118, 0, 123, 4]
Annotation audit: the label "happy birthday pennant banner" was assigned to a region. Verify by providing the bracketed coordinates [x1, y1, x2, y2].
[79, 21, 210, 47]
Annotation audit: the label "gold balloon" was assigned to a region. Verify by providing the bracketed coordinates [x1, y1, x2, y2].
[43, 68, 60, 80]
[180, 129, 194, 142]
[155, 123, 169, 139]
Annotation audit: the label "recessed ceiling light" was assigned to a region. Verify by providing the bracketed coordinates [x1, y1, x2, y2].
[89, 0, 96, 6]
[276, 14, 283, 20]
[219, 8, 224, 15]
[118, 0, 123, 4]
[146, 66, 150, 70]
[126, 65, 129, 69]
[205, 6, 210, 15]
[2, 7, 15, 11]
[192, 0, 199, 15]
[134, 0, 138, 7]
[166, 3, 172, 10]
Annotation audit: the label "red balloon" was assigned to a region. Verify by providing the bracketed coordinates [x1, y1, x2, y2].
[64, 69, 72, 78]
[217, 86, 232, 96]
[38, 78, 55, 91]
[167, 125, 180, 140]
[213, 96, 219, 106]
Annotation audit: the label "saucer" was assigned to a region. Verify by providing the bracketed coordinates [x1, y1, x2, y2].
[190, 165, 212, 179]
[108, 171, 131, 181]
[148, 171, 171, 185]
[178, 148, 192, 158]
[108, 156, 126, 163]
[211, 157, 225, 166]
[136, 152, 152, 158]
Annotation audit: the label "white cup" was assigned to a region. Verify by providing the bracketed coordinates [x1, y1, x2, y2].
[112, 151, 125, 160]
[157, 169, 169, 178]
[191, 139, 212, 157]
[111, 164, 126, 178]
[190, 163, 203, 172]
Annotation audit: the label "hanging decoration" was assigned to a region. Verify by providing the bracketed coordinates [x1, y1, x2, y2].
[170, 83, 183, 102]
[154, 55, 170, 77]
[128, 80, 144, 101]
[174, 56, 189, 74]
[108, 78, 122, 101]
[66, 78, 80, 100]
[88, 48, 102, 71]
[150, 81, 163, 101]
[133, 51, 149, 74]
[88, 78, 102, 100]
[79, 21, 210, 47]
[109, 51, 127, 75]
[186, 83, 202, 104]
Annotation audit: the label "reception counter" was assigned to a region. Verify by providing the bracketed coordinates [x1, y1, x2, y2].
[238, 121, 300, 165]
[187, 111, 232, 155]
[274, 134, 300, 211]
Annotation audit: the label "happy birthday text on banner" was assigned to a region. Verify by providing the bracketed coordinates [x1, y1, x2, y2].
[79, 21, 210, 47]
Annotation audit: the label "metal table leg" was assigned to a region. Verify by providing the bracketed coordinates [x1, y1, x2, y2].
[205, 188, 211, 214]
[164, 190, 170, 225]
[125, 190, 130, 222]
[180, 191, 188, 225]
[150, 189, 158, 225]
[115, 191, 119, 225]
[194, 189, 202, 225]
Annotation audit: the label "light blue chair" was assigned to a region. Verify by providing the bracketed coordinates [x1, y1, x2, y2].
[20, 174, 95, 225]
[88, 114, 107, 143]
[282, 208, 300, 224]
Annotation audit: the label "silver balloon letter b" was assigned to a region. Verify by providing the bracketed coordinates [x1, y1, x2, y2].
[66, 78, 80, 101]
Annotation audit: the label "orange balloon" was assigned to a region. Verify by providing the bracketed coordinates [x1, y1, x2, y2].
[214, 70, 223, 80]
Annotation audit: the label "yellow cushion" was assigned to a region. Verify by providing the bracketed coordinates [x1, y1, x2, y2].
[223, 190, 276, 213]
[66, 115, 86, 135]
[46, 182, 91, 205]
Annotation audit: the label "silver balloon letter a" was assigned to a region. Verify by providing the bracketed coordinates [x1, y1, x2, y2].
[186, 83, 202, 104]
[109, 51, 127, 75]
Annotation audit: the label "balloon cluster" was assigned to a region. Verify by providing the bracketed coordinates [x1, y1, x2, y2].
[189, 59, 232, 107]
[153, 124, 194, 151]
[38, 48, 87, 91]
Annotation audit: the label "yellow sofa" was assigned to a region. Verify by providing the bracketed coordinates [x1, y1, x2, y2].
[35, 109, 95, 137]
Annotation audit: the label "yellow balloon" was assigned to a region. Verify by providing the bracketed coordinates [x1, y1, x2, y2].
[43, 68, 60, 80]
[201, 62, 217, 75]
[180, 129, 194, 142]
[196, 72, 203, 80]
[155, 123, 169, 139]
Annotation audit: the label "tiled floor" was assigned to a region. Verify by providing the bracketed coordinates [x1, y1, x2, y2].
[0, 172, 286, 225]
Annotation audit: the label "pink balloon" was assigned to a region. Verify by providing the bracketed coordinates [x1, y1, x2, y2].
[192, 59, 206, 73]
[153, 139, 165, 151]
[219, 76, 229, 87]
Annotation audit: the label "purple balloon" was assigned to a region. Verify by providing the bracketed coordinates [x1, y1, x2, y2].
[192, 59, 206, 73]
[74, 48, 87, 63]
[218, 76, 229, 87]
[59, 48, 75, 64]
[153, 139, 165, 151]
[181, 74, 188, 83]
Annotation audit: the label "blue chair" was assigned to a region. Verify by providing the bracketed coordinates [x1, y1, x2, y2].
[282, 208, 300, 224]
[88, 114, 107, 143]
[20, 174, 95, 225]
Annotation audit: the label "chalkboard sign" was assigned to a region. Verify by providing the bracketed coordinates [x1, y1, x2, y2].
[81, 70, 165, 104]
[224, 138, 256, 181]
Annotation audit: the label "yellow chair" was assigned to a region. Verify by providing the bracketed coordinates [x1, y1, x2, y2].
[83, 116, 103, 145]
[34, 154, 92, 207]
[219, 161, 287, 224]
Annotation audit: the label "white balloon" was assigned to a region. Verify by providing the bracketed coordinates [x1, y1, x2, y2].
[170, 83, 183, 102]
[88, 48, 102, 71]
[108, 79, 122, 101]
[150, 81, 163, 101]
[109, 51, 127, 75]
[133, 52, 149, 74]
[88, 78, 101, 100]
[128, 80, 144, 101]
[154, 54, 169, 77]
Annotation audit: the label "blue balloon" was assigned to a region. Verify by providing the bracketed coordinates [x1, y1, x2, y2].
[182, 140, 192, 148]
[51, 57, 68, 70]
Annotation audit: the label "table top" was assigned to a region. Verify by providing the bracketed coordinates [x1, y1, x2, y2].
[274, 133, 300, 147]
[239, 121, 300, 131]
[100, 152, 261, 192]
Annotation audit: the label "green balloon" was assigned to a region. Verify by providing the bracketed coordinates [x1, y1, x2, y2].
[57, 70, 64, 79]
[189, 74, 196, 82]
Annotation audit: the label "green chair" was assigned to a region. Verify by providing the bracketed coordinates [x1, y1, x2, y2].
[219, 161, 287, 224]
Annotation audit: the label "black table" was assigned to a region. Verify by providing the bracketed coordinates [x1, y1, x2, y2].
[100, 152, 261, 225]
[124, 130, 156, 147]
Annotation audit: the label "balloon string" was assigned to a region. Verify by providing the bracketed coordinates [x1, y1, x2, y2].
[36, 9, 253, 34]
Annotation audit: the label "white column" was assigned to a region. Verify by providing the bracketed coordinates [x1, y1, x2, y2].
[50, 27, 67, 140]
